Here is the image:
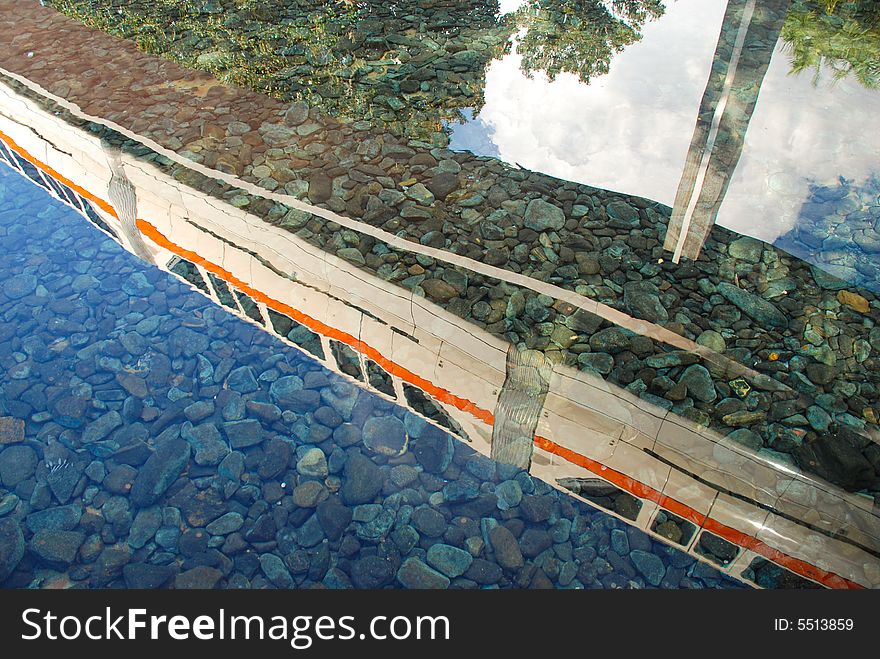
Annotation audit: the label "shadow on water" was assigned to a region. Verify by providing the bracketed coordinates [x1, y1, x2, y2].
[774, 174, 880, 293]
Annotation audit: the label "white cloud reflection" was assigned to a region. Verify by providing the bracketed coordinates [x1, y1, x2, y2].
[458, 0, 727, 204]
[717, 47, 880, 242]
[498, 0, 527, 14]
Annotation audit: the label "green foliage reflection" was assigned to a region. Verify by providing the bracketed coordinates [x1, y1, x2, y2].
[510, 0, 664, 82]
[782, 0, 880, 88]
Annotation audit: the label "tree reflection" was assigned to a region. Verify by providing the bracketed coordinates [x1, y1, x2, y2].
[510, 0, 665, 83]
[47, 0, 668, 140]
[49, 0, 513, 142]
[782, 0, 880, 88]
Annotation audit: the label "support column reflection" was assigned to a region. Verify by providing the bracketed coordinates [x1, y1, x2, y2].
[665, 0, 791, 262]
